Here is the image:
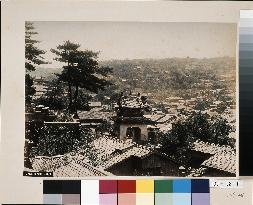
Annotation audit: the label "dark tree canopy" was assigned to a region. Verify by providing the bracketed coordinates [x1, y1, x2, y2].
[25, 22, 47, 106]
[35, 79, 67, 110]
[162, 112, 232, 148]
[25, 22, 47, 72]
[51, 40, 113, 113]
[160, 111, 233, 166]
[25, 73, 36, 104]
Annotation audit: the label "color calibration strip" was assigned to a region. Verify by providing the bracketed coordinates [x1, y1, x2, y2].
[43, 180, 81, 204]
[43, 179, 210, 205]
[239, 10, 253, 176]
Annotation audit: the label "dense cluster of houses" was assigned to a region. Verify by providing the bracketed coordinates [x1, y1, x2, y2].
[25, 86, 236, 177]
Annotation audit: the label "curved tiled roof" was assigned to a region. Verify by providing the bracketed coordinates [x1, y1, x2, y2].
[192, 140, 236, 174]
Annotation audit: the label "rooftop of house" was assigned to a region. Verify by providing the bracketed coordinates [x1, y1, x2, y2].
[29, 135, 157, 174]
[30, 153, 111, 177]
[89, 136, 155, 169]
[92, 136, 135, 160]
[116, 94, 149, 109]
[100, 146, 153, 170]
[144, 114, 164, 122]
[116, 116, 155, 124]
[201, 153, 236, 174]
[192, 140, 236, 174]
[192, 140, 235, 155]
[54, 156, 112, 177]
[77, 110, 114, 120]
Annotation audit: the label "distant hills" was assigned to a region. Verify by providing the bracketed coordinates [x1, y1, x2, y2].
[31, 57, 235, 79]
[30, 67, 62, 80]
[30, 57, 235, 94]
[30, 57, 236, 102]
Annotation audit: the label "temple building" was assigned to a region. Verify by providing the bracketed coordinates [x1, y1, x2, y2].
[113, 93, 155, 144]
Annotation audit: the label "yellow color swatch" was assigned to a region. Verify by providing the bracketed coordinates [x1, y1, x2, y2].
[136, 193, 154, 205]
[136, 180, 154, 193]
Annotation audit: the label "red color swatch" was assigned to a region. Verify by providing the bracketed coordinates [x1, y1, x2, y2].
[118, 180, 136, 193]
[118, 193, 136, 205]
[99, 180, 118, 194]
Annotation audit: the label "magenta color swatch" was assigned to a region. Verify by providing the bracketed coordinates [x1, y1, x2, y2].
[99, 193, 117, 205]
[99, 180, 118, 194]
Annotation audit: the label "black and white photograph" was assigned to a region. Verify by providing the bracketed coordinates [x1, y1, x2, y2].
[24, 21, 237, 177]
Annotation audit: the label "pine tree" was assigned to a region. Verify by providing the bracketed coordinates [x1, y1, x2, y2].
[25, 22, 47, 105]
[51, 41, 113, 113]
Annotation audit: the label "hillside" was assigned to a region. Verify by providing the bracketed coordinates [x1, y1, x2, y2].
[30, 57, 236, 101]
[30, 67, 62, 80]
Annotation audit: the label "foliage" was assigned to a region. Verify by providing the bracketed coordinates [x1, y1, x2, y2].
[25, 22, 47, 106]
[160, 111, 234, 166]
[54, 111, 74, 122]
[27, 122, 93, 156]
[35, 79, 67, 110]
[25, 74, 36, 104]
[167, 112, 232, 146]
[209, 116, 232, 145]
[75, 89, 92, 110]
[194, 100, 210, 111]
[25, 121, 44, 146]
[25, 22, 47, 72]
[95, 83, 121, 105]
[215, 102, 228, 114]
[38, 123, 79, 156]
[96, 120, 113, 134]
[169, 69, 196, 89]
[51, 41, 113, 113]
[25, 121, 44, 167]
[35, 79, 92, 111]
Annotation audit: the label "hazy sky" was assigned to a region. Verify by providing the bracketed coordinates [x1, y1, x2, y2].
[32, 21, 237, 68]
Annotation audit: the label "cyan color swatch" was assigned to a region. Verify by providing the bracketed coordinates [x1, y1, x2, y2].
[173, 179, 191, 193]
[173, 193, 191, 205]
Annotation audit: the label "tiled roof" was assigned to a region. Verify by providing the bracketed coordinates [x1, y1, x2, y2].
[90, 136, 154, 169]
[31, 155, 69, 172]
[122, 100, 144, 108]
[116, 116, 154, 124]
[201, 152, 236, 174]
[144, 114, 164, 122]
[144, 114, 175, 123]
[31, 153, 111, 177]
[192, 140, 236, 174]
[78, 110, 114, 120]
[157, 114, 175, 123]
[54, 157, 111, 177]
[101, 145, 153, 169]
[192, 140, 235, 155]
[92, 136, 135, 160]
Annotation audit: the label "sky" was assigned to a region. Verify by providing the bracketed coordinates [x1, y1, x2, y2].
[31, 21, 237, 68]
